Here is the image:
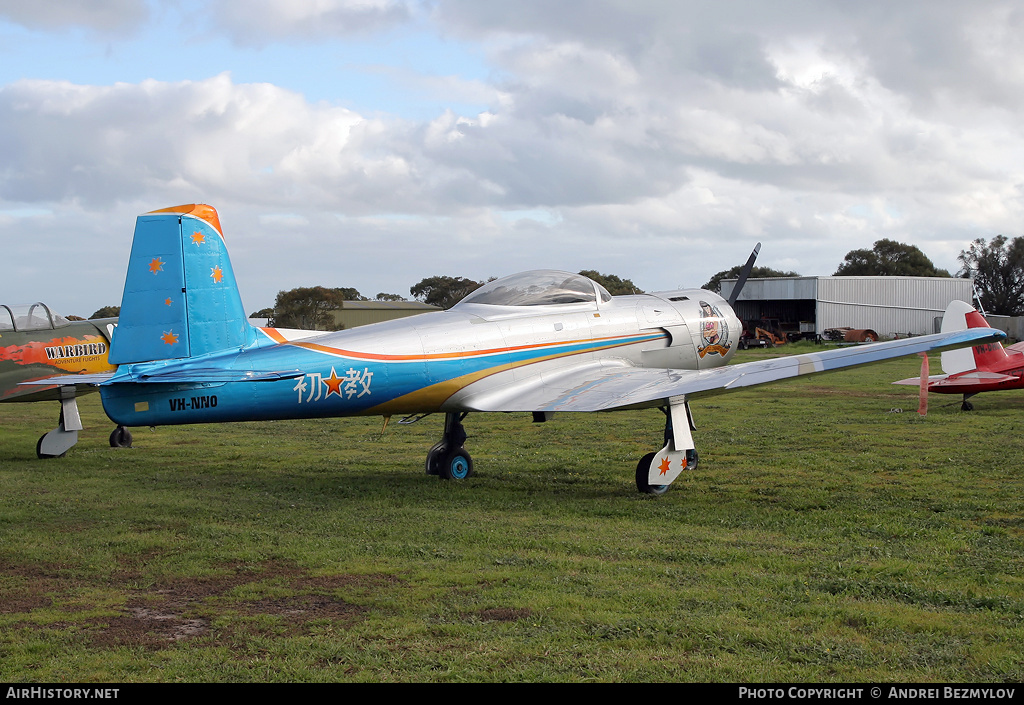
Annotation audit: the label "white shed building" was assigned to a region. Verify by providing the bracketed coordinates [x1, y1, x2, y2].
[719, 276, 974, 338]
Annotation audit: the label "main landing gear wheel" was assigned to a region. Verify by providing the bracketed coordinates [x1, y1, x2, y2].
[427, 412, 473, 481]
[36, 407, 78, 459]
[961, 400, 974, 411]
[36, 434, 67, 459]
[109, 426, 133, 448]
[425, 441, 447, 475]
[441, 448, 474, 480]
[635, 452, 669, 495]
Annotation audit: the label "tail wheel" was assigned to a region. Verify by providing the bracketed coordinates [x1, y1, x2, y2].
[440, 448, 474, 480]
[109, 426, 133, 448]
[635, 452, 668, 495]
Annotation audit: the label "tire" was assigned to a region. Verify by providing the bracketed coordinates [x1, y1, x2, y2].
[425, 441, 447, 475]
[36, 434, 66, 459]
[440, 447, 474, 480]
[635, 452, 668, 495]
[109, 426, 133, 448]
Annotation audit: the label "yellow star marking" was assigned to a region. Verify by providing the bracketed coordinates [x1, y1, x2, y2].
[161, 330, 179, 345]
[149, 257, 164, 274]
[211, 266, 223, 283]
[191, 231, 205, 246]
[324, 368, 344, 398]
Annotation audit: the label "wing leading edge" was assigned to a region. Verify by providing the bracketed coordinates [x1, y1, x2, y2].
[455, 328, 1007, 413]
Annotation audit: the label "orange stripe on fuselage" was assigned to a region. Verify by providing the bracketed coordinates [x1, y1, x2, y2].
[256, 330, 666, 363]
[259, 327, 289, 344]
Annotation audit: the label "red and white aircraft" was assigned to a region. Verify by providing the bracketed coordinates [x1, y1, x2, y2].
[895, 300, 1024, 411]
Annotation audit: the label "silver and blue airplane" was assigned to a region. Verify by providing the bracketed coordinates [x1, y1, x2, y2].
[27, 204, 1006, 494]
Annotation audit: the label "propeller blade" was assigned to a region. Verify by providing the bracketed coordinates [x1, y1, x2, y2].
[918, 352, 929, 416]
[727, 242, 762, 307]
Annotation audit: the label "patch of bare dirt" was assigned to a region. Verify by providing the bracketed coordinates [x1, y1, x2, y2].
[2, 559, 398, 649]
[89, 609, 210, 649]
[0, 559, 70, 614]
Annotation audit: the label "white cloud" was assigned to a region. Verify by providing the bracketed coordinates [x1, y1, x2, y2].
[0, 0, 149, 34]
[4, 1, 1024, 315]
[209, 0, 413, 46]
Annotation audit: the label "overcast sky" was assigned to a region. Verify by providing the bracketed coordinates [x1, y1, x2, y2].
[3, 0, 1023, 317]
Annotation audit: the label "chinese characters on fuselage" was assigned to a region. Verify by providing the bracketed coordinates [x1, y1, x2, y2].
[293, 366, 373, 403]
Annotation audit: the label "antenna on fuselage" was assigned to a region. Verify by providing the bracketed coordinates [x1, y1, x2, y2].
[727, 242, 761, 307]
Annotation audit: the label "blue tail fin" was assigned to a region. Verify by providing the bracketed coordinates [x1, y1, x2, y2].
[109, 204, 255, 365]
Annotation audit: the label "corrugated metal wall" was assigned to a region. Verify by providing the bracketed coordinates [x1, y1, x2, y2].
[816, 277, 973, 336]
[722, 276, 975, 337]
[722, 277, 819, 301]
[982, 315, 1024, 341]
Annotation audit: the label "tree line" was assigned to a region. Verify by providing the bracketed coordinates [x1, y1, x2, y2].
[700, 236, 1024, 317]
[250, 272, 644, 329]
[83, 235, 1024, 323]
[251, 236, 1024, 328]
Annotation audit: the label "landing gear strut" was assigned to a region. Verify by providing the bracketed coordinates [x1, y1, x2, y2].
[635, 400, 698, 495]
[36, 389, 83, 459]
[961, 394, 975, 412]
[425, 412, 474, 480]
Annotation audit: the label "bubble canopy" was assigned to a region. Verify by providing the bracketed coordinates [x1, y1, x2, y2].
[457, 270, 612, 307]
[0, 302, 71, 331]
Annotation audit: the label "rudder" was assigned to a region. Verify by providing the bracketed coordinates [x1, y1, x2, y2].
[109, 204, 254, 365]
[939, 299, 1007, 375]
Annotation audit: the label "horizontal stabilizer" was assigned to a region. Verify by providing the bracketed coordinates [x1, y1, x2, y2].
[927, 372, 1018, 388]
[21, 368, 301, 386]
[892, 374, 949, 386]
[131, 367, 303, 383]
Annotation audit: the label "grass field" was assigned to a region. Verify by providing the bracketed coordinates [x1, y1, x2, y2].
[1, 348, 1023, 682]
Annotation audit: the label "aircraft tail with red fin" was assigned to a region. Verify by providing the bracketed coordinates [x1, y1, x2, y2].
[109, 204, 255, 365]
[895, 300, 1024, 408]
[938, 300, 1012, 375]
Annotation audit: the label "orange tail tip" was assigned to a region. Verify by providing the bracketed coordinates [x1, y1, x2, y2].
[146, 204, 223, 237]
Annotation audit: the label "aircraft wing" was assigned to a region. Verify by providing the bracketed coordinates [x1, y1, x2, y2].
[459, 328, 1006, 412]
